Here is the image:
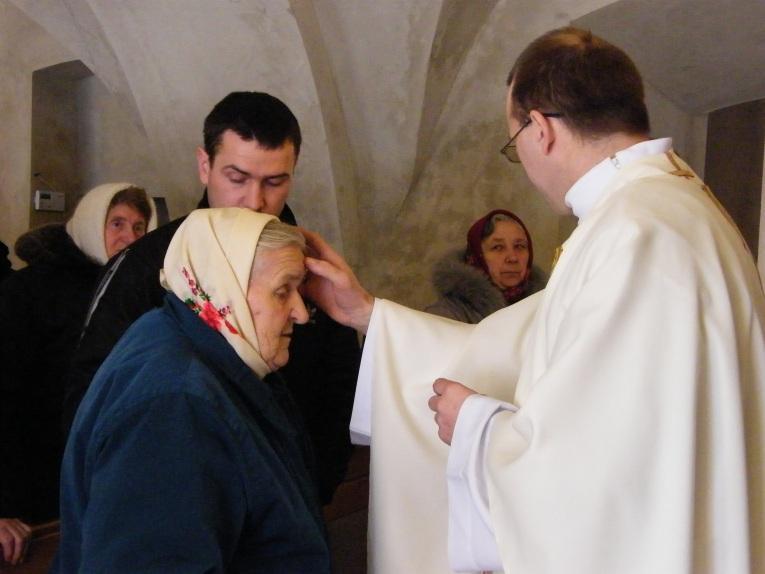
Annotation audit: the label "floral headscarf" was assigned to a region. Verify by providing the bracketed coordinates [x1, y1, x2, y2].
[65, 182, 157, 265]
[160, 208, 278, 378]
[465, 209, 534, 304]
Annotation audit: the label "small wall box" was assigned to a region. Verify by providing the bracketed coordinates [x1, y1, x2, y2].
[34, 189, 65, 212]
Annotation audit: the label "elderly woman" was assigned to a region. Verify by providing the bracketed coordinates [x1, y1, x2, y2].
[426, 209, 546, 323]
[55, 208, 330, 573]
[0, 183, 154, 528]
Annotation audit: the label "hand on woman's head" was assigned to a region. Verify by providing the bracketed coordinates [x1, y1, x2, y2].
[300, 228, 374, 333]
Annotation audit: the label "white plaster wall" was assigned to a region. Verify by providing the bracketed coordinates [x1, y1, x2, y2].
[361, 0, 619, 308]
[6, 0, 346, 249]
[3, 0, 758, 304]
[645, 83, 707, 175]
[0, 0, 74, 268]
[76, 75, 163, 201]
[312, 1, 441, 225]
[760, 140, 765, 283]
[83, 0, 344, 248]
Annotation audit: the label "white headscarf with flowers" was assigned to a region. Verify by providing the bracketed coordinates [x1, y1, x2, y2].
[160, 208, 277, 378]
[66, 182, 157, 265]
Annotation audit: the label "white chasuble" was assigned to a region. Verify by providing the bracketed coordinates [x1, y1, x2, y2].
[480, 152, 765, 573]
[357, 150, 765, 574]
[354, 295, 540, 573]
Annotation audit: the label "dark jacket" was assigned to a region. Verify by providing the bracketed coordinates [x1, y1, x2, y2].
[54, 295, 330, 573]
[0, 224, 101, 522]
[425, 248, 546, 323]
[0, 240, 12, 284]
[63, 202, 360, 504]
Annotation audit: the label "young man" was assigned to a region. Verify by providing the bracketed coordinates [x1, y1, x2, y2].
[63, 92, 360, 505]
[301, 28, 765, 573]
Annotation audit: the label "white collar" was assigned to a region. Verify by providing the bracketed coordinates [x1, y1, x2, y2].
[565, 138, 673, 219]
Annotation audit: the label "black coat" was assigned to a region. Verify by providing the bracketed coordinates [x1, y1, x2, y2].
[63, 202, 361, 504]
[0, 224, 101, 522]
[0, 240, 12, 284]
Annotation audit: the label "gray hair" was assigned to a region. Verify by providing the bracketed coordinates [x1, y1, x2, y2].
[482, 213, 514, 239]
[250, 221, 306, 284]
[255, 220, 306, 255]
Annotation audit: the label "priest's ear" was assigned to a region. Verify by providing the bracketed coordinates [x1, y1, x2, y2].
[528, 110, 557, 156]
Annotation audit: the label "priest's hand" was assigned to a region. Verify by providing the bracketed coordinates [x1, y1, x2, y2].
[428, 378, 477, 445]
[300, 228, 375, 334]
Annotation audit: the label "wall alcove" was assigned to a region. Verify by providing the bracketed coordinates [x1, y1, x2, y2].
[30, 59, 165, 232]
[30, 60, 92, 229]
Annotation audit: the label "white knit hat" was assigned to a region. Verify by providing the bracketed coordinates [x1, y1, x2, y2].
[65, 182, 158, 264]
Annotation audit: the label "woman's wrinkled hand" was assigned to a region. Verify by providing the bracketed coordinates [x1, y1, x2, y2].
[0, 518, 31, 565]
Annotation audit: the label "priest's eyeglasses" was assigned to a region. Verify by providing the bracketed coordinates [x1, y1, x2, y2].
[500, 112, 564, 163]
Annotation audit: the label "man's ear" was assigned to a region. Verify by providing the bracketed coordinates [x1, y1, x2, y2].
[196, 146, 211, 186]
[528, 110, 556, 156]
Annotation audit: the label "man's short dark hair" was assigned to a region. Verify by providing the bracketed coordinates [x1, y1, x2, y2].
[203, 91, 302, 163]
[507, 27, 650, 138]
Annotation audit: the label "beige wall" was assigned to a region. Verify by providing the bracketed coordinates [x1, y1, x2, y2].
[0, 1, 74, 267]
[76, 74, 163, 203]
[30, 61, 91, 228]
[704, 100, 765, 259]
[0, 0, 761, 301]
[761, 142, 765, 282]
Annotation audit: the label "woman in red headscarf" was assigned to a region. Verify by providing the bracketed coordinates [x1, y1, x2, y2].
[425, 209, 546, 323]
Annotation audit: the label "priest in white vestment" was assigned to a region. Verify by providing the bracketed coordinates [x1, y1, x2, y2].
[302, 27, 765, 574]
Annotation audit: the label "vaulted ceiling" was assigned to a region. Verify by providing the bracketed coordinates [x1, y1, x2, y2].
[4, 0, 763, 305]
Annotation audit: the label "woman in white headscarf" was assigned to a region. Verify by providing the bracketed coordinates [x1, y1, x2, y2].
[0, 183, 155, 532]
[56, 208, 331, 573]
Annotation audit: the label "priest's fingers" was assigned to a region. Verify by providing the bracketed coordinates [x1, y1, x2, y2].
[304, 256, 350, 288]
[300, 228, 353, 274]
[304, 256, 375, 333]
[433, 377, 456, 396]
[430, 379, 478, 445]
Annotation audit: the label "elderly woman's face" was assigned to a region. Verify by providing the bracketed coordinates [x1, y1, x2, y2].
[104, 203, 148, 259]
[481, 220, 530, 290]
[246, 245, 309, 371]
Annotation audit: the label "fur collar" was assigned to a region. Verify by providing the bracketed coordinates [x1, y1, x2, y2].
[431, 248, 507, 318]
[15, 223, 96, 268]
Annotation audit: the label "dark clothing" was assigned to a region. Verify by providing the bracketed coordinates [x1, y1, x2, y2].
[62, 219, 184, 435]
[63, 202, 360, 503]
[425, 248, 546, 323]
[54, 295, 330, 573]
[0, 240, 12, 283]
[0, 224, 101, 522]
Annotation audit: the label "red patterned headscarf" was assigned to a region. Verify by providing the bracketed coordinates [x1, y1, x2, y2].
[465, 209, 533, 304]
[160, 208, 278, 377]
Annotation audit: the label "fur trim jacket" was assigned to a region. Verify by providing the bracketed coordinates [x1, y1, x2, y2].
[425, 248, 546, 324]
